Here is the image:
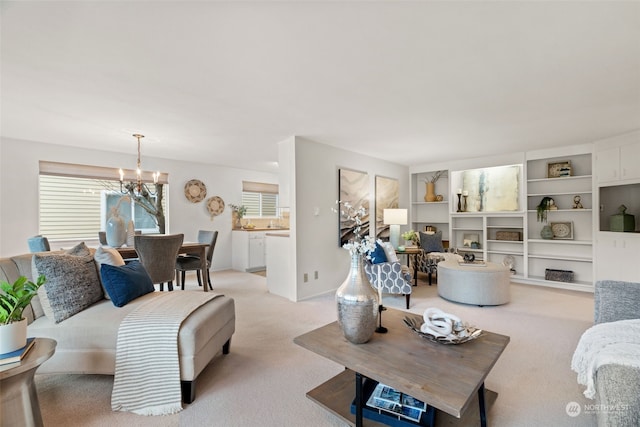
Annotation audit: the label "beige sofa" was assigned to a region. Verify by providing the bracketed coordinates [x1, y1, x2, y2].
[0, 251, 236, 404]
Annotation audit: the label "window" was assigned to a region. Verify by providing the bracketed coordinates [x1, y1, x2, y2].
[38, 161, 167, 241]
[241, 181, 279, 218]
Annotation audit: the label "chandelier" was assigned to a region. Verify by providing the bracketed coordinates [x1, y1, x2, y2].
[119, 133, 160, 196]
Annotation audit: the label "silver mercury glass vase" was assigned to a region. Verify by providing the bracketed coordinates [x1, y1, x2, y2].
[336, 253, 379, 344]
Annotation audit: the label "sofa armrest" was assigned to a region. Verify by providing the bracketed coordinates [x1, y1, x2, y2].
[594, 280, 640, 324]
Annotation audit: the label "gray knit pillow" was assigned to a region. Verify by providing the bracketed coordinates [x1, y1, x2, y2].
[33, 243, 103, 323]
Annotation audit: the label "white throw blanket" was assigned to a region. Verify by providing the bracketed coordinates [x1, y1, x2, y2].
[111, 292, 222, 415]
[571, 319, 640, 399]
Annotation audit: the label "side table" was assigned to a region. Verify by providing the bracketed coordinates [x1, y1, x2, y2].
[1, 338, 56, 427]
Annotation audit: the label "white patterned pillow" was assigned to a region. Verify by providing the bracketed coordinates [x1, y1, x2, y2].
[380, 242, 399, 263]
[33, 242, 103, 323]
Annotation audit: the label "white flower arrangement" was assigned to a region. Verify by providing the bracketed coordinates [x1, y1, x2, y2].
[335, 201, 377, 258]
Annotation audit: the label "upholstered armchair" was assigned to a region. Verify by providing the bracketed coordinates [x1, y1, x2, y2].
[364, 245, 412, 309]
[414, 230, 445, 285]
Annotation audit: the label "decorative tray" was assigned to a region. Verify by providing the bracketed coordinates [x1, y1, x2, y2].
[403, 316, 482, 345]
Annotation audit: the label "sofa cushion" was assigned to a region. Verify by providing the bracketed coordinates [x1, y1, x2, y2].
[369, 242, 388, 264]
[94, 246, 126, 300]
[33, 243, 104, 323]
[419, 230, 444, 253]
[100, 261, 155, 307]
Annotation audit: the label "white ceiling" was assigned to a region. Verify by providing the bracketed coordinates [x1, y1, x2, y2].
[2, 1, 639, 173]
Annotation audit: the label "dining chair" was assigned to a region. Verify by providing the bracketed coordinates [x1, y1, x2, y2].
[176, 230, 218, 291]
[27, 235, 51, 253]
[98, 231, 107, 245]
[134, 234, 184, 291]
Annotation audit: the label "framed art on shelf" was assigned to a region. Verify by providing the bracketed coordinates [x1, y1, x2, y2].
[551, 221, 573, 240]
[547, 161, 572, 178]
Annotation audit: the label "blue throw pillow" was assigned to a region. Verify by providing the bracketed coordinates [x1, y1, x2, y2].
[100, 261, 155, 307]
[369, 242, 388, 264]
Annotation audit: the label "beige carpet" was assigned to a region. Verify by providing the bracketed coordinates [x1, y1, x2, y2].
[35, 270, 597, 426]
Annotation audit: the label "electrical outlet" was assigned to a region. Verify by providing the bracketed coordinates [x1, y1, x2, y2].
[314, 271, 318, 279]
[303, 273, 308, 283]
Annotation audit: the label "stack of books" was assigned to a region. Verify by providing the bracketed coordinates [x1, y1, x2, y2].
[350, 379, 434, 426]
[0, 337, 35, 366]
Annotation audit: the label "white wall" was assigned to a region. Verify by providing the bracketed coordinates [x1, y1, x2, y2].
[293, 137, 409, 301]
[0, 137, 277, 270]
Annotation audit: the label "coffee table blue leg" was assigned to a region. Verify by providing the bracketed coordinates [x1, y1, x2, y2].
[478, 382, 487, 427]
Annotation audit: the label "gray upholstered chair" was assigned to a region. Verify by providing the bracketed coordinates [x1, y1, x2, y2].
[27, 235, 51, 253]
[176, 230, 218, 291]
[414, 231, 446, 285]
[590, 280, 640, 427]
[134, 234, 184, 291]
[364, 259, 412, 309]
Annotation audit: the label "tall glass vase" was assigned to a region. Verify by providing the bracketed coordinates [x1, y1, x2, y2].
[335, 253, 379, 344]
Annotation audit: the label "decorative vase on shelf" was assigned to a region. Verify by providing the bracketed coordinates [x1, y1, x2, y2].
[335, 253, 379, 344]
[424, 182, 436, 202]
[540, 224, 554, 240]
[106, 209, 126, 247]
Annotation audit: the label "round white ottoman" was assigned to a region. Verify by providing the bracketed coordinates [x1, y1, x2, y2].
[437, 260, 510, 306]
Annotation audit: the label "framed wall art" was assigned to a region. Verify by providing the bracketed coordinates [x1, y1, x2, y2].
[460, 164, 521, 212]
[551, 221, 573, 240]
[547, 161, 572, 178]
[374, 175, 399, 240]
[338, 168, 370, 246]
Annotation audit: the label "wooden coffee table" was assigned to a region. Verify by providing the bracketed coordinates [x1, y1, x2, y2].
[294, 308, 509, 427]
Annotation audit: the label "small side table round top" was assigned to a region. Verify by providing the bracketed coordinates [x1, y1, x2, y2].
[1, 337, 56, 427]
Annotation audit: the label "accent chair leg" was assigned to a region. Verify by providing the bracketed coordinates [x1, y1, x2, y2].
[168, 281, 174, 291]
[207, 270, 213, 290]
[196, 270, 202, 287]
[159, 283, 164, 291]
[223, 338, 231, 354]
[405, 294, 410, 309]
[181, 380, 196, 404]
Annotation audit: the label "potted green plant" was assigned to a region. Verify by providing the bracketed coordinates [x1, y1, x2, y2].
[401, 230, 419, 246]
[229, 204, 247, 229]
[0, 275, 45, 353]
[536, 197, 555, 239]
[536, 196, 555, 223]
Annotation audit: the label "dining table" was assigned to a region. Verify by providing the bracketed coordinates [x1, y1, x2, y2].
[115, 242, 210, 292]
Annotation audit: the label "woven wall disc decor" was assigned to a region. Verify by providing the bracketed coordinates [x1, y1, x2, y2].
[206, 196, 225, 219]
[184, 179, 207, 203]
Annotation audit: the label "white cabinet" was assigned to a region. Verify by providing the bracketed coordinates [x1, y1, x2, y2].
[249, 233, 266, 270]
[526, 152, 594, 289]
[595, 232, 640, 282]
[485, 215, 524, 278]
[450, 214, 484, 261]
[232, 231, 266, 272]
[410, 170, 449, 239]
[595, 137, 640, 185]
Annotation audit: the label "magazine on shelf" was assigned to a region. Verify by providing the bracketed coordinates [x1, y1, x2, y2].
[366, 382, 427, 423]
[0, 337, 35, 366]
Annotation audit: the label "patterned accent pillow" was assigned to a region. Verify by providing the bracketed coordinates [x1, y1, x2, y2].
[419, 231, 444, 253]
[100, 261, 155, 307]
[33, 242, 104, 323]
[369, 242, 388, 264]
[380, 242, 399, 263]
[93, 246, 126, 300]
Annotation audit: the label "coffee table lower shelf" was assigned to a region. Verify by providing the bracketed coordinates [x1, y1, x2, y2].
[306, 369, 497, 427]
